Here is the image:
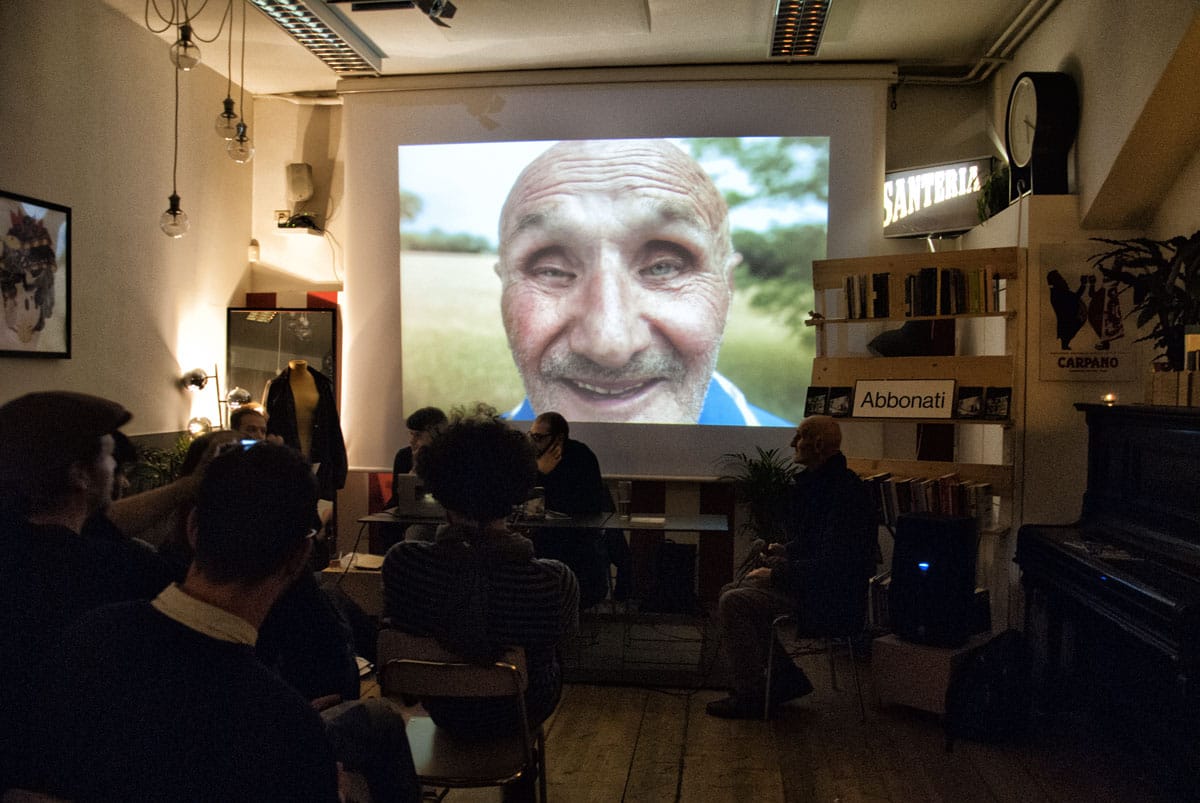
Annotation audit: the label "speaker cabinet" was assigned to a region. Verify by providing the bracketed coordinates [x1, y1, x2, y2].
[889, 513, 978, 647]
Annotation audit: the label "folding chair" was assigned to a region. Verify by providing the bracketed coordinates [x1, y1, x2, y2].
[765, 612, 867, 721]
[377, 629, 547, 802]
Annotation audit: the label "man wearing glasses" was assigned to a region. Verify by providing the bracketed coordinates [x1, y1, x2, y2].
[528, 412, 614, 608]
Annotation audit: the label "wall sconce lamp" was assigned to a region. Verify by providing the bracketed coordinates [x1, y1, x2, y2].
[180, 364, 225, 430]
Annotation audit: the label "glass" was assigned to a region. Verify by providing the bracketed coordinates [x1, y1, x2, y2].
[524, 486, 546, 519]
[617, 480, 632, 519]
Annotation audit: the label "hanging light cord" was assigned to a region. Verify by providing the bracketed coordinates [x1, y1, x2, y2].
[224, 0, 233, 97]
[144, 0, 229, 41]
[172, 65, 180, 196]
[237, 0, 247, 123]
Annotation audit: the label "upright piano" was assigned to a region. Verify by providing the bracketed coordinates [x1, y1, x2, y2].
[1016, 404, 1200, 775]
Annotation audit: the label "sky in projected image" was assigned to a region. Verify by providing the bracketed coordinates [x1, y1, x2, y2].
[399, 137, 828, 426]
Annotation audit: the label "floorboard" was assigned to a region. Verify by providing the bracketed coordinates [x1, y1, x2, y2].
[364, 637, 1194, 802]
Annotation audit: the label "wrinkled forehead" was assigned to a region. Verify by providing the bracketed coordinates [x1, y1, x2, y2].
[500, 140, 730, 241]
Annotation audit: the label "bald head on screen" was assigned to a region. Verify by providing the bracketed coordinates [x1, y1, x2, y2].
[494, 139, 742, 425]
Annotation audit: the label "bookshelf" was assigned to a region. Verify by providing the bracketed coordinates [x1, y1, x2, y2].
[808, 246, 1026, 630]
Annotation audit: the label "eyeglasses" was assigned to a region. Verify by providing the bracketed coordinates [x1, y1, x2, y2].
[304, 528, 320, 541]
[529, 432, 552, 441]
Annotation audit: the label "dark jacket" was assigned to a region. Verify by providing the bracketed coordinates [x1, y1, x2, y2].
[772, 452, 876, 632]
[265, 365, 348, 500]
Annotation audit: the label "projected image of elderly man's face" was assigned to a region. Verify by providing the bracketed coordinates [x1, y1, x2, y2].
[495, 140, 740, 424]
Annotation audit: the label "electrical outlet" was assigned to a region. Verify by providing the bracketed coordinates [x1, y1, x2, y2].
[275, 210, 290, 226]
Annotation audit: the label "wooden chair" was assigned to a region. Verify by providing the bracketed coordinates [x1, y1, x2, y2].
[376, 629, 547, 801]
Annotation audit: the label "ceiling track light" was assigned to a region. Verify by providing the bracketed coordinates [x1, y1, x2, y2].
[769, 0, 832, 58]
[249, 0, 382, 75]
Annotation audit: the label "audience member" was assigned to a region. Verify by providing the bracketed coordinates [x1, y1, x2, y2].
[528, 411, 623, 607]
[382, 414, 578, 764]
[0, 391, 177, 788]
[706, 415, 876, 719]
[160, 432, 361, 705]
[231, 403, 283, 445]
[21, 443, 419, 801]
[386, 405, 448, 508]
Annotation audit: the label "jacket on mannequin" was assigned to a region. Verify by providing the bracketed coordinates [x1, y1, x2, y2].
[265, 362, 348, 500]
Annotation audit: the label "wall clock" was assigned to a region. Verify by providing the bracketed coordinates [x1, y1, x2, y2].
[1004, 71, 1079, 201]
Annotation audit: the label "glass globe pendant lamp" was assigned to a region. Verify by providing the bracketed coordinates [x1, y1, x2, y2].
[227, 121, 254, 164]
[215, 97, 239, 140]
[169, 24, 201, 70]
[160, 193, 189, 238]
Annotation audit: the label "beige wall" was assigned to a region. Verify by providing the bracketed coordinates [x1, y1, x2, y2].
[0, 0, 253, 434]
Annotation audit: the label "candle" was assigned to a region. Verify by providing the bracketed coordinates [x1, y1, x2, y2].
[1101, 392, 1117, 406]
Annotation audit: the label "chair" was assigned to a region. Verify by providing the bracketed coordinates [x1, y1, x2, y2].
[763, 551, 872, 722]
[765, 613, 867, 721]
[376, 629, 547, 802]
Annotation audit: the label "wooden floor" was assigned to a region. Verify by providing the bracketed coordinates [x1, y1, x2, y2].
[368, 646, 1193, 802]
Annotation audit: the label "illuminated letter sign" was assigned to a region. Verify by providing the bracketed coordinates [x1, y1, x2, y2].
[883, 158, 993, 238]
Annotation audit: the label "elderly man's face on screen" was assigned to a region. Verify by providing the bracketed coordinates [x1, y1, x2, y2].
[495, 140, 740, 424]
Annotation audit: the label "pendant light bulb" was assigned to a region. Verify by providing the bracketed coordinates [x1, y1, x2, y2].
[227, 121, 254, 164]
[169, 24, 201, 71]
[215, 97, 239, 140]
[160, 193, 190, 238]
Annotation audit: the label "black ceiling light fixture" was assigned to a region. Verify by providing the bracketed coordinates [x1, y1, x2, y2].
[770, 0, 832, 58]
[326, 0, 457, 28]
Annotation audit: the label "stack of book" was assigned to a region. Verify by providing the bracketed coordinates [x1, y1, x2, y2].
[903, 266, 1002, 317]
[860, 470, 996, 531]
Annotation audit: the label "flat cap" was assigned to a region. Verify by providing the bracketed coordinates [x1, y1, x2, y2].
[0, 391, 132, 481]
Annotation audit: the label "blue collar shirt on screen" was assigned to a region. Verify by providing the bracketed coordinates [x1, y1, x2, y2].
[504, 372, 793, 427]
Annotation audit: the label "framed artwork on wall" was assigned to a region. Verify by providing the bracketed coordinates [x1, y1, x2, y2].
[0, 189, 71, 358]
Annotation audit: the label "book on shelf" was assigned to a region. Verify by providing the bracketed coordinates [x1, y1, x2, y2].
[936, 472, 960, 516]
[983, 386, 1012, 420]
[804, 386, 829, 416]
[871, 272, 890, 318]
[954, 386, 984, 418]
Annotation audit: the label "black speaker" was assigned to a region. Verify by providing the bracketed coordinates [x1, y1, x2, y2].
[889, 513, 977, 647]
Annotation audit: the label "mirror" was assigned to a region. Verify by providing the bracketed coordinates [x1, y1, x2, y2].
[226, 308, 337, 404]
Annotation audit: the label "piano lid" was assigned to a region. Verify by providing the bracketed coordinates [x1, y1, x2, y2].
[1075, 404, 1200, 564]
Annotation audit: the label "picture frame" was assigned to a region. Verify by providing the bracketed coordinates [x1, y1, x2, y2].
[954, 385, 985, 419]
[804, 386, 829, 416]
[982, 386, 1013, 420]
[0, 189, 71, 358]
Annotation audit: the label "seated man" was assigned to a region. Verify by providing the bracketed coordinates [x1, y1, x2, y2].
[386, 405, 447, 508]
[0, 391, 177, 787]
[21, 443, 418, 801]
[707, 415, 876, 719]
[382, 414, 579, 741]
[528, 411, 615, 607]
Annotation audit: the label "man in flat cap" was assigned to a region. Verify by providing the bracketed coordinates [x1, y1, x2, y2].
[0, 391, 176, 786]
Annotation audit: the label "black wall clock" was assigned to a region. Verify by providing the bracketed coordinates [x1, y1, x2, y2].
[1004, 71, 1079, 201]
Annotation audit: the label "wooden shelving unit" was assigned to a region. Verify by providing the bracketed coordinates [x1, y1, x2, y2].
[810, 246, 1027, 632]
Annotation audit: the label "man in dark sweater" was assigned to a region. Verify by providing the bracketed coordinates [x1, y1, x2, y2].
[21, 443, 418, 801]
[707, 416, 876, 719]
[528, 411, 624, 607]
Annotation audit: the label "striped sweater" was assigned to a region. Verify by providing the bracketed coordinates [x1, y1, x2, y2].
[382, 525, 579, 736]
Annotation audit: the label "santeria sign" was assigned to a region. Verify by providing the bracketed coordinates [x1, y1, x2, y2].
[852, 379, 956, 419]
[883, 157, 992, 238]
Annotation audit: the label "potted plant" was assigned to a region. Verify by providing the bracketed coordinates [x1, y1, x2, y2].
[1090, 230, 1200, 370]
[718, 446, 798, 541]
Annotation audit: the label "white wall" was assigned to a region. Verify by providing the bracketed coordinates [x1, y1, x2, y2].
[0, 0, 253, 434]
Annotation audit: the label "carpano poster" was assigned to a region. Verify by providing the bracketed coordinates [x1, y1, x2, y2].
[1039, 243, 1136, 382]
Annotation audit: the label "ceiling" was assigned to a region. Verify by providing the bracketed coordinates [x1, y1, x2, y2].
[103, 0, 1053, 97]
